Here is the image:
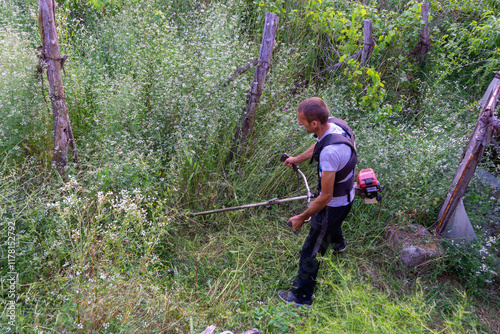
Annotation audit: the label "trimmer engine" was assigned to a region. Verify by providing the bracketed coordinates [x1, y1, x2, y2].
[357, 168, 382, 204]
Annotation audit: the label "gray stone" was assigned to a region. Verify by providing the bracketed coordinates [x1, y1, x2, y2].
[388, 224, 444, 268]
[400, 245, 428, 267]
[400, 244, 442, 268]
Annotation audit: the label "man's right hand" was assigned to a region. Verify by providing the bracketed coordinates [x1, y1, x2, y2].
[283, 156, 300, 169]
[282, 144, 316, 168]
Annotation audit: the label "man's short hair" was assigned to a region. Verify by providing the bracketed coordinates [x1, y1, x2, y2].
[297, 97, 329, 124]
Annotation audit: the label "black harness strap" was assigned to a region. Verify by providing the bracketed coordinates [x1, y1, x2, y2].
[310, 118, 357, 202]
[328, 117, 355, 139]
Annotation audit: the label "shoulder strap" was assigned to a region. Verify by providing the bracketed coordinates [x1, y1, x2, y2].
[328, 117, 355, 141]
[310, 133, 356, 164]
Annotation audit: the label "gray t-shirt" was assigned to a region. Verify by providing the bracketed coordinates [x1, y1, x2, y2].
[317, 123, 355, 207]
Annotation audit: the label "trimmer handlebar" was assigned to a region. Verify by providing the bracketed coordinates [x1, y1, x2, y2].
[281, 152, 312, 206]
[280, 153, 298, 172]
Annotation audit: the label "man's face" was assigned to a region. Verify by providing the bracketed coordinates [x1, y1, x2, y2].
[297, 111, 316, 134]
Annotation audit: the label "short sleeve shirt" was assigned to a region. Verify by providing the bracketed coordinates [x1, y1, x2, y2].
[317, 123, 355, 207]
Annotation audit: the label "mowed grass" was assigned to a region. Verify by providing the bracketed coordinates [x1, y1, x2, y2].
[2, 159, 498, 332]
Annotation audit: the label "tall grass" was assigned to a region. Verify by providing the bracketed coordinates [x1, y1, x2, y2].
[0, 25, 50, 162]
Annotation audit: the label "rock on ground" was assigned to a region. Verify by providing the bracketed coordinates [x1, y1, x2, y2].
[387, 224, 443, 268]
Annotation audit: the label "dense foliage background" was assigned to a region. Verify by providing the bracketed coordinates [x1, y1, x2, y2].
[1, 0, 499, 332]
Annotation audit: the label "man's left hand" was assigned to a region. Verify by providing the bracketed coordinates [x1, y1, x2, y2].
[288, 214, 305, 231]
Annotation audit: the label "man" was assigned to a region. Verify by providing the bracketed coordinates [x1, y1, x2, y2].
[278, 97, 357, 307]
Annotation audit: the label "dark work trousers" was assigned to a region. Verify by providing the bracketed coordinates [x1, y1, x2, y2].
[292, 203, 353, 302]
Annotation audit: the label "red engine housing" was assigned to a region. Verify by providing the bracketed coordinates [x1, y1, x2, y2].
[357, 168, 380, 199]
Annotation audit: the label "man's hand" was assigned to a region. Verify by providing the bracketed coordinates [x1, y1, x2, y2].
[288, 214, 306, 231]
[283, 156, 300, 169]
[282, 144, 316, 169]
[287, 170, 336, 233]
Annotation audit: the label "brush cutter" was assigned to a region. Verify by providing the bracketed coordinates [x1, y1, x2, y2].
[186, 153, 383, 219]
[187, 153, 315, 217]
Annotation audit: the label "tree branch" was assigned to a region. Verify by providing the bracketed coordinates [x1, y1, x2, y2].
[220, 59, 258, 87]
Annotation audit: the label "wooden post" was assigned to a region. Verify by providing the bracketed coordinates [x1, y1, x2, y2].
[420, 3, 431, 58]
[39, 0, 78, 171]
[320, 19, 374, 73]
[360, 19, 375, 66]
[436, 72, 500, 236]
[229, 12, 278, 161]
[292, 20, 374, 93]
[410, 2, 430, 60]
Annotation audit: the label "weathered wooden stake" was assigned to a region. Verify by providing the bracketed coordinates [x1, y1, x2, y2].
[229, 12, 278, 161]
[410, 2, 430, 60]
[292, 20, 374, 93]
[39, 0, 78, 171]
[436, 72, 500, 236]
[360, 19, 375, 66]
[325, 19, 374, 72]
